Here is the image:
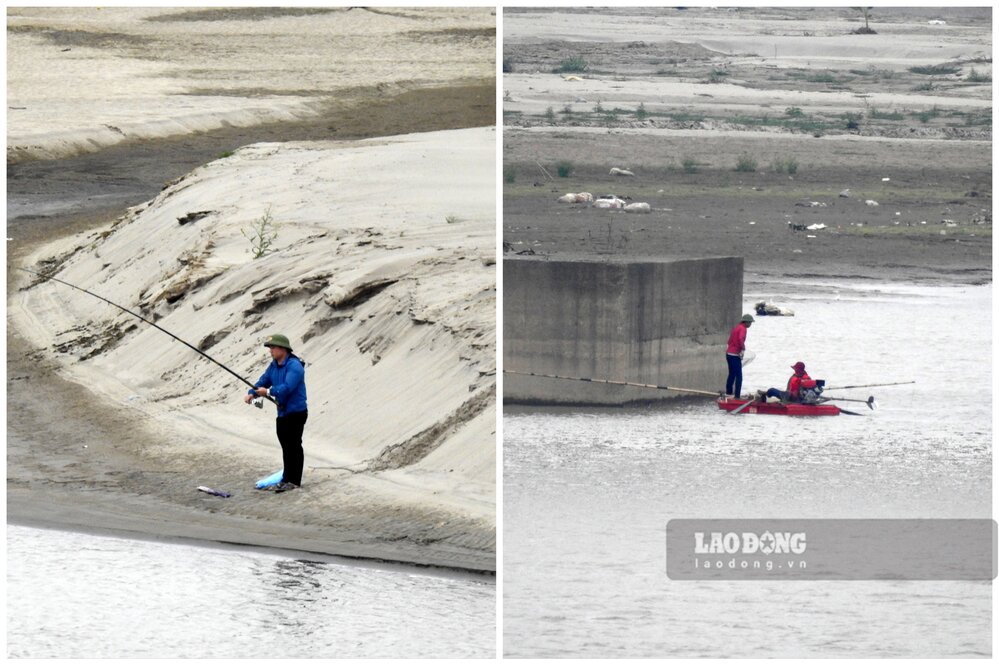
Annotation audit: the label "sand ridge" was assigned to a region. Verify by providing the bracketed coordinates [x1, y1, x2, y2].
[11, 127, 496, 570]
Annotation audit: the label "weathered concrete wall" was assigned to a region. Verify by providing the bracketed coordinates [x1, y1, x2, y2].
[503, 256, 743, 404]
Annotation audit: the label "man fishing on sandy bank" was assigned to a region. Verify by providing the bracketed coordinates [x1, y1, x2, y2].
[245, 334, 308, 493]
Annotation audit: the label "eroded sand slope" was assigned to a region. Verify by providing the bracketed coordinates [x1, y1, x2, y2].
[12, 128, 496, 559]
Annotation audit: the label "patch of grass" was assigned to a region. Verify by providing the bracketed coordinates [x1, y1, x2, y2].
[554, 160, 574, 178]
[593, 100, 604, 114]
[544, 106, 555, 123]
[669, 112, 706, 123]
[635, 102, 648, 120]
[734, 154, 757, 172]
[843, 112, 862, 130]
[805, 71, 836, 83]
[909, 64, 960, 76]
[682, 157, 698, 174]
[561, 104, 573, 115]
[785, 106, 804, 118]
[868, 107, 904, 121]
[554, 56, 588, 73]
[911, 81, 935, 91]
[771, 157, 799, 174]
[966, 68, 992, 83]
[445, 215, 460, 224]
[707, 68, 729, 83]
[217, 150, 234, 159]
[503, 165, 516, 184]
[911, 106, 941, 124]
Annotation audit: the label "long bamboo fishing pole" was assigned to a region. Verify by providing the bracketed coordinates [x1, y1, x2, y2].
[504, 369, 722, 397]
[19, 267, 276, 405]
[824, 381, 914, 391]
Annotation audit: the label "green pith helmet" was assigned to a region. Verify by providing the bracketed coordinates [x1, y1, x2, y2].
[741, 314, 755, 324]
[264, 333, 292, 351]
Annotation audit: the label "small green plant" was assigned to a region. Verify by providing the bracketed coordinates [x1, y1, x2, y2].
[503, 165, 516, 183]
[562, 104, 573, 115]
[544, 106, 555, 122]
[554, 160, 574, 178]
[635, 102, 648, 119]
[594, 100, 604, 113]
[445, 215, 460, 224]
[843, 112, 861, 130]
[785, 106, 804, 118]
[682, 157, 698, 174]
[785, 157, 798, 174]
[218, 150, 234, 159]
[554, 56, 588, 73]
[734, 154, 757, 172]
[912, 81, 935, 91]
[966, 68, 991, 83]
[242, 207, 278, 259]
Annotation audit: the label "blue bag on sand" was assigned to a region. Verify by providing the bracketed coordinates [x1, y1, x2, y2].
[255, 469, 283, 489]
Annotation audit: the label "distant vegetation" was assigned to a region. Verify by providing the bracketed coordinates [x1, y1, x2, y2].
[554, 160, 574, 178]
[909, 64, 960, 76]
[734, 154, 758, 172]
[553, 56, 588, 73]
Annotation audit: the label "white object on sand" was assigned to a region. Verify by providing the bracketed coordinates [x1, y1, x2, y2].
[865, 199, 879, 206]
[806, 223, 827, 231]
[624, 202, 651, 214]
[609, 167, 635, 176]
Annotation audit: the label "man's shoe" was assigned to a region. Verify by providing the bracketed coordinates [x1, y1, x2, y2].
[273, 481, 300, 494]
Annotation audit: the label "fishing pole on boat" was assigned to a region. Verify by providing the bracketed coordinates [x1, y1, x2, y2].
[503, 369, 721, 397]
[823, 381, 914, 391]
[18, 266, 276, 407]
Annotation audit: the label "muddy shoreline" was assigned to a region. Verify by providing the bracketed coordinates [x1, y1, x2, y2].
[7, 82, 496, 574]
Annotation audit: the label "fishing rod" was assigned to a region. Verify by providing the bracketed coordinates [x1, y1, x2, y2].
[504, 369, 721, 397]
[18, 266, 276, 406]
[823, 381, 914, 391]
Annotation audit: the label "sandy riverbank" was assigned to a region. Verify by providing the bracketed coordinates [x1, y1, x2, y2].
[8, 6, 495, 162]
[7, 7, 496, 572]
[502, 7, 991, 283]
[9, 127, 496, 572]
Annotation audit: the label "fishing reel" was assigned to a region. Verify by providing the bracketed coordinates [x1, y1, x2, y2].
[252, 397, 264, 409]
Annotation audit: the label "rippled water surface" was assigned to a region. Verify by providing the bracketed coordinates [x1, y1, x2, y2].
[7, 524, 495, 658]
[504, 282, 991, 658]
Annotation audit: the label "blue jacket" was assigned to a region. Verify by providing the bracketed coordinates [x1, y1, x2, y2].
[249, 354, 308, 417]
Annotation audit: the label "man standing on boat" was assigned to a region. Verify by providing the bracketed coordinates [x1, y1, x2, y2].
[245, 333, 308, 493]
[725, 314, 754, 398]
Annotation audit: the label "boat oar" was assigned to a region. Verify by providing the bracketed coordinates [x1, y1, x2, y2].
[728, 398, 757, 415]
[503, 370, 721, 397]
[823, 381, 914, 391]
[822, 395, 877, 410]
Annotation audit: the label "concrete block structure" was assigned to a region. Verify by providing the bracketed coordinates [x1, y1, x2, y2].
[503, 256, 743, 405]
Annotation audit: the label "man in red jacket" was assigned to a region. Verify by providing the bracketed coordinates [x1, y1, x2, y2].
[725, 314, 754, 398]
[764, 361, 819, 403]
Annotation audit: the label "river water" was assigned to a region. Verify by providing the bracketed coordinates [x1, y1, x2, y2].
[7, 524, 495, 658]
[503, 280, 991, 657]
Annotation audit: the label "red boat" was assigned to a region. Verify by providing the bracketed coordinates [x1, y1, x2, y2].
[717, 397, 841, 416]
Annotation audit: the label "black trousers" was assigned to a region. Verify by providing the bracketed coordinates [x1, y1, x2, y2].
[276, 410, 308, 486]
[725, 354, 743, 397]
